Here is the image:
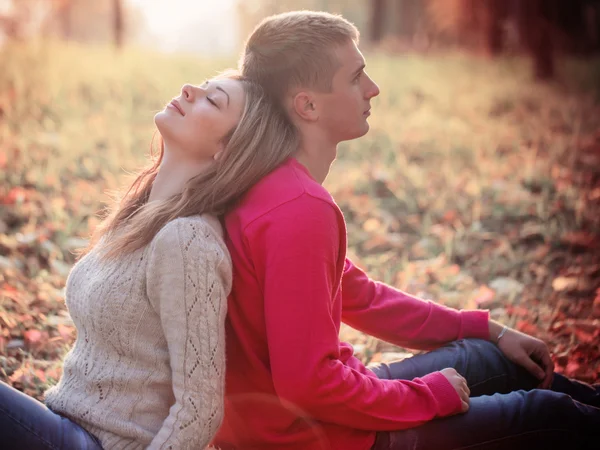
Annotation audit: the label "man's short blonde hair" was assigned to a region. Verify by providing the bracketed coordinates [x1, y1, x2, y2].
[239, 11, 359, 103]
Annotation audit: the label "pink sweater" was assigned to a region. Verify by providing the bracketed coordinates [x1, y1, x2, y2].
[215, 158, 490, 450]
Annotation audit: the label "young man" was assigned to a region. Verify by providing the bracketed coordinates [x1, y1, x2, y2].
[214, 11, 600, 450]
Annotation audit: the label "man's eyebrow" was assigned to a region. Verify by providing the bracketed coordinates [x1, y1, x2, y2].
[352, 63, 366, 78]
[216, 86, 230, 107]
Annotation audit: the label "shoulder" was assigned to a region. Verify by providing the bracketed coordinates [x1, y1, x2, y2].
[155, 214, 223, 241]
[228, 158, 341, 231]
[151, 215, 228, 257]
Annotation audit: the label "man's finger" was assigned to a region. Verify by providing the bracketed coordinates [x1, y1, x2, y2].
[542, 351, 554, 389]
[537, 347, 555, 389]
[519, 355, 545, 380]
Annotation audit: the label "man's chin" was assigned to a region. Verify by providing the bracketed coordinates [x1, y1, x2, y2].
[339, 124, 370, 142]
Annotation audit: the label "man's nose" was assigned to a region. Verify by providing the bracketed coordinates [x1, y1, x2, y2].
[366, 77, 380, 99]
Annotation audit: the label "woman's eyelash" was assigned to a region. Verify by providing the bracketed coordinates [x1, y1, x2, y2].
[207, 97, 217, 107]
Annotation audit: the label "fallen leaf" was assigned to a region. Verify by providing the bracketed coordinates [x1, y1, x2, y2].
[593, 288, 600, 317]
[551, 276, 595, 293]
[561, 231, 600, 249]
[516, 319, 538, 336]
[23, 329, 49, 350]
[474, 285, 496, 307]
[57, 324, 74, 341]
[362, 218, 381, 232]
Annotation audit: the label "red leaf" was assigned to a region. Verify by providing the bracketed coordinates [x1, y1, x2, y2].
[593, 289, 600, 318]
[516, 320, 538, 336]
[57, 324, 74, 341]
[23, 329, 48, 350]
[475, 285, 495, 304]
[565, 361, 582, 377]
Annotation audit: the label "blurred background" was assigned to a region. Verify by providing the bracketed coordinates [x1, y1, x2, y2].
[1, 0, 599, 398]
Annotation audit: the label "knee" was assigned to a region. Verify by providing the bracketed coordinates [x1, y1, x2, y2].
[367, 362, 392, 380]
[446, 338, 505, 361]
[524, 390, 576, 418]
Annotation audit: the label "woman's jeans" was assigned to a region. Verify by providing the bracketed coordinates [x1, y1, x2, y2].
[369, 339, 600, 450]
[0, 381, 102, 449]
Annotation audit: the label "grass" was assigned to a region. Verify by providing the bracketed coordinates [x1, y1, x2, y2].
[1, 39, 599, 397]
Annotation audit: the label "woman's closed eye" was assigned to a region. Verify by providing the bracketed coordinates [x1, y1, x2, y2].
[207, 97, 218, 108]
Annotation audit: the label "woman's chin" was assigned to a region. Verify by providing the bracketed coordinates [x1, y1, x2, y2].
[154, 110, 167, 128]
[154, 112, 175, 139]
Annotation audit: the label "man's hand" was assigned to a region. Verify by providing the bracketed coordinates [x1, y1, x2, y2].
[440, 368, 470, 413]
[489, 320, 555, 389]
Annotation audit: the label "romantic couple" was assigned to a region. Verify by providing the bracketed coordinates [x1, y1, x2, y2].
[1, 10, 599, 450]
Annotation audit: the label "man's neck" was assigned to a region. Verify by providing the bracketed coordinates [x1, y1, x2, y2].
[293, 134, 337, 185]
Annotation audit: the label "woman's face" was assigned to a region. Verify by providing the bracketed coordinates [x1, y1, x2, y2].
[155, 78, 245, 162]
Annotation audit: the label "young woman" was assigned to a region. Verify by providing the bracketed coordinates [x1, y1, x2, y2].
[0, 72, 298, 450]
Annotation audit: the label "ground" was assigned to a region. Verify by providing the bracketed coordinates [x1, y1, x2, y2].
[0, 41, 599, 400]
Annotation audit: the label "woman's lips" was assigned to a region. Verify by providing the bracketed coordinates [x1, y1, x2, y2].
[168, 99, 185, 116]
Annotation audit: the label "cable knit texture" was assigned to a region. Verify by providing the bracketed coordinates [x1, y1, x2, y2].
[44, 215, 232, 450]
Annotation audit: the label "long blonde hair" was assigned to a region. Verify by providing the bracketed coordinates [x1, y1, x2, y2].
[87, 72, 298, 259]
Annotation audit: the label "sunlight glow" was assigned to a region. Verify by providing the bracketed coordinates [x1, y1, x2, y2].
[128, 0, 238, 55]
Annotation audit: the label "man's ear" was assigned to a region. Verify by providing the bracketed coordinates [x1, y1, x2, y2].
[292, 91, 319, 122]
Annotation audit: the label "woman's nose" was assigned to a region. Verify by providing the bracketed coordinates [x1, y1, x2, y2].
[181, 84, 195, 102]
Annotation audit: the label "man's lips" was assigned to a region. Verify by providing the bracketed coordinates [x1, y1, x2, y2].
[364, 108, 371, 116]
[168, 99, 185, 116]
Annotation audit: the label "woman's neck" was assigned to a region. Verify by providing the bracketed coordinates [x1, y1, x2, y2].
[148, 154, 212, 203]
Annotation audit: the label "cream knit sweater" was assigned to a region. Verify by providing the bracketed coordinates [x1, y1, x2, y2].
[44, 215, 232, 450]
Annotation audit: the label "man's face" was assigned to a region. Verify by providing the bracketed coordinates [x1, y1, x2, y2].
[316, 41, 380, 143]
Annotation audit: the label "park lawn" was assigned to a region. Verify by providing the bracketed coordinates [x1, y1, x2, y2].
[1, 41, 599, 399]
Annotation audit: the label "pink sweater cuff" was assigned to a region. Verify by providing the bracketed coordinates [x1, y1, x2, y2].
[421, 371, 463, 417]
[458, 310, 490, 340]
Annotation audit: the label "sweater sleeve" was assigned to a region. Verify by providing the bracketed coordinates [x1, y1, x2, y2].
[146, 218, 232, 450]
[341, 259, 490, 350]
[247, 195, 463, 431]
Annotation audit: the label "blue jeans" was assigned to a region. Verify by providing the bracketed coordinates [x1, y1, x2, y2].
[369, 339, 600, 450]
[0, 381, 103, 449]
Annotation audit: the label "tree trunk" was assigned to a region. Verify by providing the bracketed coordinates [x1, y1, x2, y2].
[58, 0, 72, 40]
[518, 0, 554, 80]
[458, 0, 478, 49]
[395, 0, 418, 40]
[370, 0, 386, 43]
[0, 14, 18, 40]
[483, 0, 504, 56]
[113, 0, 123, 49]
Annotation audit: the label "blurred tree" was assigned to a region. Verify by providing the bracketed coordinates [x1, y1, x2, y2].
[517, 0, 556, 80]
[0, 14, 18, 40]
[53, 0, 73, 39]
[396, 0, 417, 39]
[0, 0, 53, 40]
[0, 0, 140, 46]
[482, 0, 506, 56]
[113, 0, 123, 49]
[387, 0, 565, 80]
[370, 0, 386, 42]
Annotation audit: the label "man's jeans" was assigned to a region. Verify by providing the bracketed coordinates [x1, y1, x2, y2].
[0, 381, 103, 449]
[369, 339, 600, 450]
